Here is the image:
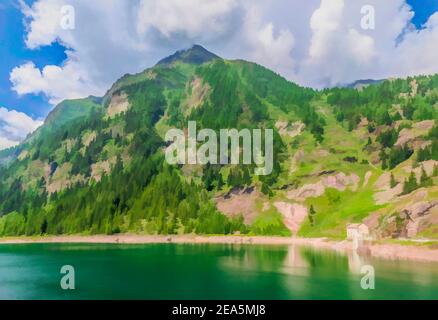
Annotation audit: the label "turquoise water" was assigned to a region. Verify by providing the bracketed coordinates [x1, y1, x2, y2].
[0, 243, 437, 300]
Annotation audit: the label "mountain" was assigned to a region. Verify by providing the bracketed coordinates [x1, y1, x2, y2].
[345, 79, 384, 90]
[156, 44, 220, 66]
[28, 96, 104, 143]
[0, 147, 18, 167]
[44, 96, 103, 128]
[0, 45, 437, 240]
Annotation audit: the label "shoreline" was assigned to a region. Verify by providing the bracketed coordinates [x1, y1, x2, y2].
[1, 234, 438, 263]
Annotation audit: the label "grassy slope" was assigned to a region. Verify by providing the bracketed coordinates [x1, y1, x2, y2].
[261, 96, 388, 239]
[0, 54, 436, 239]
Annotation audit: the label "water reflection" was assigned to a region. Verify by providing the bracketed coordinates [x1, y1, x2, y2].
[282, 245, 309, 276]
[1, 243, 438, 299]
[219, 244, 289, 272]
[217, 243, 438, 299]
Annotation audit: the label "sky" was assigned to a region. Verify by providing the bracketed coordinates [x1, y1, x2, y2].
[0, 0, 438, 150]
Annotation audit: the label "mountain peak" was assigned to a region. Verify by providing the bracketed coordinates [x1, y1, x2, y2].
[345, 79, 384, 89]
[156, 45, 221, 66]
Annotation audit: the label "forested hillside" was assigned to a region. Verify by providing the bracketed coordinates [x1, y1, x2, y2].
[0, 45, 437, 239]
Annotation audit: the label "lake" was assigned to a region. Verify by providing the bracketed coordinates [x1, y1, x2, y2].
[0, 243, 437, 299]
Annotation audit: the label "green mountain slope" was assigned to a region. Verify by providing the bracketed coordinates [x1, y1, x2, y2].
[44, 96, 103, 128]
[0, 45, 437, 239]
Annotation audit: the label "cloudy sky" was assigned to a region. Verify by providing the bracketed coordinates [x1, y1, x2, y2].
[1, 0, 438, 150]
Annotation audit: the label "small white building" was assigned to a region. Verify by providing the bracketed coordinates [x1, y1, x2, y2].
[346, 223, 370, 241]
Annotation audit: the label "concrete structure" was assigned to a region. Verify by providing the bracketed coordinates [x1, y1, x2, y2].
[347, 223, 370, 241]
[347, 223, 372, 251]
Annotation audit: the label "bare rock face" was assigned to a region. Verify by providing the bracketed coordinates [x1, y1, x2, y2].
[395, 120, 435, 148]
[275, 120, 305, 138]
[91, 159, 113, 182]
[371, 198, 438, 239]
[362, 213, 380, 239]
[290, 150, 305, 174]
[215, 187, 260, 224]
[107, 93, 130, 118]
[184, 77, 211, 112]
[287, 181, 325, 201]
[273, 202, 308, 234]
[404, 200, 438, 238]
[374, 182, 403, 205]
[287, 172, 360, 201]
[363, 171, 372, 187]
[323, 172, 360, 191]
[409, 200, 438, 219]
[412, 160, 438, 178]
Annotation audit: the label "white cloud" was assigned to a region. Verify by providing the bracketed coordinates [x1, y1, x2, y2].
[240, 5, 296, 76]
[13, 0, 243, 105]
[346, 29, 375, 65]
[0, 107, 43, 150]
[293, 0, 431, 87]
[0, 137, 20, 150]
[13, 0, 153, 105]
[137, 0, 238, 39]
[20, 0, 66, 49]
[9, 0, 438, 101]
[308, 0, 344, 62]
[10, 59, 102, 105]
[387, 12, 438, 78]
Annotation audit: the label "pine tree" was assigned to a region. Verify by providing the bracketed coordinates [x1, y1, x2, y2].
[420, 166, 432, 187]
[433, 164, 438, 177]
[217, 173, 224, 190]
[403, 171, 419, 195]
[227, 168, 242, 188]
[380, 150, 388, 170]
[390, 173, 397, 188]
[366, 137, 372, 146]
[242, 167, 251, 186]
[202, 165, 214, 191]
[417, 147, 428, 162]
[309, 205, 316, 227]
[226, 169, 234, 187]
[382, 158, 388, 170]
[261, 183, 272, 196]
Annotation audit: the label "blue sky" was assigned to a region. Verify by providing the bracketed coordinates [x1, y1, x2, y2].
[0, 1, 66, 118]
[1, 0, 438, 150]
[409, 0, 438, 27]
